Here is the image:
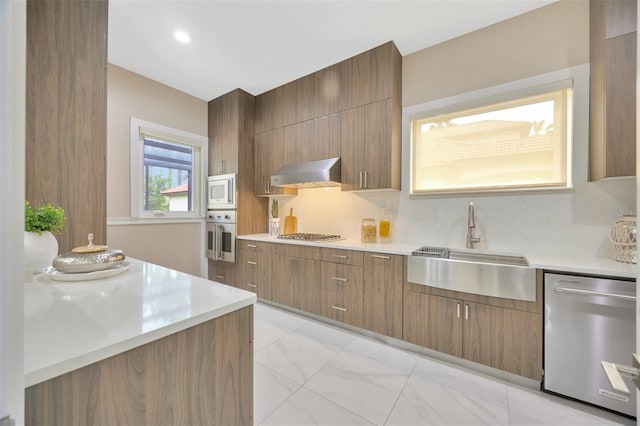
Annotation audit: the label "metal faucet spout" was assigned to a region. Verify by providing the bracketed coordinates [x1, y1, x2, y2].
[466, 202, 481, 248]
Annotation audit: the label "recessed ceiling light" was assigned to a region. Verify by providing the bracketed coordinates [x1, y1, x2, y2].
[174, 30, 191, 43]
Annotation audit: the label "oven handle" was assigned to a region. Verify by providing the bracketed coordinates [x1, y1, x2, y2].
[215, 224, 224, 260]
[555, 286, 636, 301]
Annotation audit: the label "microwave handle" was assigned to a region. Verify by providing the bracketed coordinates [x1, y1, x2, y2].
[228, 180, 234, 204]
[215, 224, 224, 260]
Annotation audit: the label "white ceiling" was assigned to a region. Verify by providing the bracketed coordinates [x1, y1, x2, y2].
[108, 0, 557, 102]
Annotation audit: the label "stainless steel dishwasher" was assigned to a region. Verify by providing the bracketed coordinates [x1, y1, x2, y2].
[544, 272, 636, 417]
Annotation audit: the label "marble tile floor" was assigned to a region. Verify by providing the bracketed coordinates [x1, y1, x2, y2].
[253, 302, 635, 426]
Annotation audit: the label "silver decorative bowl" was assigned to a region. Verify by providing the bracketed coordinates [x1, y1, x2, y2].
[52, 249, 126, 273]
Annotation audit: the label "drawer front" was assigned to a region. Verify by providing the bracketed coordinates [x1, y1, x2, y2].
[320, 262, 363, 298]
[320, 248, 363, 266]
[238, 239, 271, 254]
[320, 289, 363, 328]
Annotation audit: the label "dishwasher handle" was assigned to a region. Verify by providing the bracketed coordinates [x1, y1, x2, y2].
[555, 286, 636, 301]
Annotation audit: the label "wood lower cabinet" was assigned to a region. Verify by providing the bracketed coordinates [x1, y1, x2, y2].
[362, 252, 403, 339]
[271, 253, 321, 315]
[208, 260, 236, 287]
[319, 262, 363, 327]
[26, 306, 254, 426]
[237, 240, 272, 299]
[403, 283, 542, 381]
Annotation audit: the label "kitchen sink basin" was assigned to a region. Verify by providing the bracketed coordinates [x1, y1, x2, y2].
[408, 246, 536, 301]
[448, 250, 529, 267]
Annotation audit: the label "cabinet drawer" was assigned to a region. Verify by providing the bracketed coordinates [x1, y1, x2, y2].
[320, 289, 363, 328]
[320, 248, 363, 266]
[320, 263, 363, 298]
[238, 240, 271, 254]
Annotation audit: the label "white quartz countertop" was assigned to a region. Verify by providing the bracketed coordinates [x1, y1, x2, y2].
[239, 234, 636, 279]
[24, 257, 256, 387]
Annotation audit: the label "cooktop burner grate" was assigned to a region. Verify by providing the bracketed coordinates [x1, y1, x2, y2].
[277, 233, 342, 242]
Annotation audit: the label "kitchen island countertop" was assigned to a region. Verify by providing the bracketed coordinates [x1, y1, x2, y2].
[24, 257, 256, 387]
[239, 234, 636, 280]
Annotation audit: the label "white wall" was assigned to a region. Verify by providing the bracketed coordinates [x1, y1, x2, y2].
[275, 1, 636, 260]
[0, 0, 25, 423]
[107, 64, 208, 276]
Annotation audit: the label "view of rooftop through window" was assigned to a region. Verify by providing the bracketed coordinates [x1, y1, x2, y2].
[411, 88, 572, 194]
[143, 137, 193, 212]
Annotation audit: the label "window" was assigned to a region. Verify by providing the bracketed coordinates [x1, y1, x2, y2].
[130, 118, 207, 219]
[410, 80, 573, 194]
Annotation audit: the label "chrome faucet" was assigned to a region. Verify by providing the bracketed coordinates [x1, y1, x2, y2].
[466, 202, 481, 249]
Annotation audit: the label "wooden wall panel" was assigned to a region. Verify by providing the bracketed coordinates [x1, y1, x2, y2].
[26, 0, 108, 253]
[25, 306, 254, 426]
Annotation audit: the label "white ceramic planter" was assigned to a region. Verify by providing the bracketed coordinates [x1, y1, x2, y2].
[24, 231, 59, 273]
[269, 218, 280, 237]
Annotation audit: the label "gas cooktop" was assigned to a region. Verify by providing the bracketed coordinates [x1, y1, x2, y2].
[277, 233, 343, 242]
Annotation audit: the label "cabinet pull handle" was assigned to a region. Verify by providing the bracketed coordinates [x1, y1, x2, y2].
[371, 254, 390, 260]
[359, 171, 363, 189]
[247, 283, 257, 288]
[331, 254, 348, 259]
[331, 276, 348, 282]
[363, 171, 368, 189]
[457, 303, 460, 319]
[247, 244, 257, 248]
[465, 304, 469, 320]
[247, 261, 257, 265]
[215, 275, 225, 280]
[331, 305, 348, 312]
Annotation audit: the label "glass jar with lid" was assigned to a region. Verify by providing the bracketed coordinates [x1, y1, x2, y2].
[361, 218, 377, 243]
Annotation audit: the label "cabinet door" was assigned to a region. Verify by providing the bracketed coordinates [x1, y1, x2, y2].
[340, 106, 365, 191]
[462, 302, 504, 371]
[362, 252, 403, 338]
[209, 132, 239, 174]
[270, 255, 294, 307]
[294, 257, 321, 315]
[254, 128, 296, 196]
[503, 309, 542, 381]
[403, 291, 463, 358]
[340, 100, 399, 191]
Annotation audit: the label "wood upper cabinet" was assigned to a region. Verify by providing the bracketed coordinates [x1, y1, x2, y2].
[590, 0, 637, 180]
[254, 128, 297, 197]
[210, 131, 239, 174]
[340, 99, 401, 191]
[283, 113, 341, 164]
[362, 252, 403, 339]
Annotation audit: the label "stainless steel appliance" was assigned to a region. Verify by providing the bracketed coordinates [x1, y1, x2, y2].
[206, 210, 236, 262]
[207, 173, 236, 210]
[544, 273, 636, 417]
[277, 233, 342, 242]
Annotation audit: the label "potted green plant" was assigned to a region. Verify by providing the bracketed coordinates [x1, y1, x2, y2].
[269, 199, 280, 237]
[24, 201, 66, 273]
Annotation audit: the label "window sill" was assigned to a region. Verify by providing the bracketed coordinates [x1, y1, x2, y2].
[107, 217, 204, 226]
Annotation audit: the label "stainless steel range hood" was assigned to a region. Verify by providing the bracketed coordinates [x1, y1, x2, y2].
[271, 157, 341, 189]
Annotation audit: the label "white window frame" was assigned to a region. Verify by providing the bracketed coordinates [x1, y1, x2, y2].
[130, 117, 208, 220]
[407, 69, 580, 196]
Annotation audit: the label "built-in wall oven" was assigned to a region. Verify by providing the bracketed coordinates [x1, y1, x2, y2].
[206, 210, 236, 263]
[544, 272, 636, 418]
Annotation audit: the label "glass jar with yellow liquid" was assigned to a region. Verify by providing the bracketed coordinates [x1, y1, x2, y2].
[379, 207, 392, 243]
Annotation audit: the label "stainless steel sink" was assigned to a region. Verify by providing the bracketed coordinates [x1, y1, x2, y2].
[408, 246, 536, 301]
[448, 250, 529, 267]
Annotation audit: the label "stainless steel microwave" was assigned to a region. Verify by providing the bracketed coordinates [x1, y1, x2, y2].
[207, 173, 236, 210]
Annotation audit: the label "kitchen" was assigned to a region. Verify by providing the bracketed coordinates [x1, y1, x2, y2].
[2, 0, 639, 425]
